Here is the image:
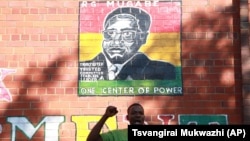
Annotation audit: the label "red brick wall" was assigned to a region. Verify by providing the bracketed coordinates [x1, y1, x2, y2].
[0, 0, 244, 140]
[241, 0, 250, 124]
[180, 0, 242, 123]
[181, 0, 242, 122]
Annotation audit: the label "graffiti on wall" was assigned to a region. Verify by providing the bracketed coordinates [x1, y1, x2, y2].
[78, 1, 183, 96]
[7, 116, 65, 141]
[4, 114, 228, 141]
[0, 68, 16, 102]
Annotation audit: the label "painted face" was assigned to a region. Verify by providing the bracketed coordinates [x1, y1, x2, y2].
[102, 14, 144, 64]
[127, 105, 145, 125]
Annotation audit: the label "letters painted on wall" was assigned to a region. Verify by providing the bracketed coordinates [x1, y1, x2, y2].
[3, 114, 228, 141]
[78, 0, 183, 96]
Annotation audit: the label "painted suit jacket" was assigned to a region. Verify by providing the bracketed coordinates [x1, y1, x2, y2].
[79, 52, 176, 80]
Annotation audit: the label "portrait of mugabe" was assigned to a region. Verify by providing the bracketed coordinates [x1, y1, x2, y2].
[79, 7, 176, 81]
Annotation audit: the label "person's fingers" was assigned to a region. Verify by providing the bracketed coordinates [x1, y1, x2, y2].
[109, 106, 118, 113]
[105, 106, 118, 116]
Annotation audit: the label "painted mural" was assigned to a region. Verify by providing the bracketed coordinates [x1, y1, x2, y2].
[78, 1, 182, 96]
[4, 114, 228, 141]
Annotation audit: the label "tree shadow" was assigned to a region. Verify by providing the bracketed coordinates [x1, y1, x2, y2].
[140, 3, 241, 124]
[1, 53, 78, 140]
[0, 2, 243, 141]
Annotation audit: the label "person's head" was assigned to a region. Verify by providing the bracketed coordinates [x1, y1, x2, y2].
[102, 7, 151, 64]
[126, 103, 145, 125]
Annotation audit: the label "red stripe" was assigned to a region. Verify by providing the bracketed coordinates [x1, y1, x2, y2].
[79, 2, 181, 33]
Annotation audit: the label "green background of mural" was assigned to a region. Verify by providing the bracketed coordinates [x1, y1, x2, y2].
[178, 114, 228, 125]
[78, 67, 182, 95]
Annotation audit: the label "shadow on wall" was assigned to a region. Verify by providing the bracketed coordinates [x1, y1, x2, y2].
[0, 1, 241, 140]
[140, 3, 240, 124]
[1, 54, 78, 139]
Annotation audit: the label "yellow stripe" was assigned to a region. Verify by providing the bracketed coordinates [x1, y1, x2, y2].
[79, 33, 181, 66]
[79, 33, 103, 60]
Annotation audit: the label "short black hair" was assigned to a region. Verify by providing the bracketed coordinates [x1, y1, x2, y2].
[127, 103, 144, 114]
[104, 7, 151, 32]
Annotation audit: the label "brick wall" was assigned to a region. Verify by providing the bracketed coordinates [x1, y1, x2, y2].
[241, 0, 250, 124]
[182, 0, 242, 123]
[0, 0, 245, 141]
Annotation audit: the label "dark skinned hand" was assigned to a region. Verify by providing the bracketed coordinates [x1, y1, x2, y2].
[104, 106, 118, 117]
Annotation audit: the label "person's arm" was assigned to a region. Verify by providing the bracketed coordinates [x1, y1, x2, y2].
[87, 106, 118, 141]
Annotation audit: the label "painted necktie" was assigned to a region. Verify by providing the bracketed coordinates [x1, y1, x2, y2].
[108, 65, 117, 80]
